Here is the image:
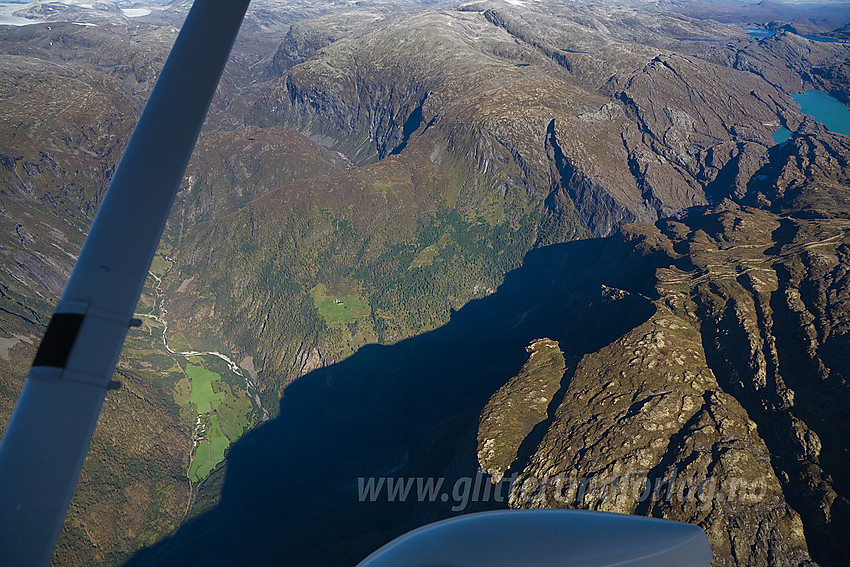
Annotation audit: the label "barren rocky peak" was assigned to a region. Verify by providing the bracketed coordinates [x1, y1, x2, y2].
[479, 125, 850, 565]
[255, 1, 804, 240]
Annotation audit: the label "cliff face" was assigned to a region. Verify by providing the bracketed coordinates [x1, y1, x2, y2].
[161, 0, 818, 398]
[477, 338, 566, 484]
[479, 127, 850, 566]
[255, 4, 796, 233]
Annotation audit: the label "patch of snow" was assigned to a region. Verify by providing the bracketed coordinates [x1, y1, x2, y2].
[0, 3, 41, 25]
[122, 8, 151, 17]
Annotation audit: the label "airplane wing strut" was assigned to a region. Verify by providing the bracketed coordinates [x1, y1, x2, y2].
[0, 1, 716, 565]
[0, 1, 250, 564]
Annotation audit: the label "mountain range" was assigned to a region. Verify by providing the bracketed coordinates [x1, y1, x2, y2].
[1, 0, 849, 565]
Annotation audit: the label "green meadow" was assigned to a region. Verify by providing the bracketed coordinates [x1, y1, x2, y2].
[184, 361, 253, 483]
[188, 414, 229, 483]
[186, 363, 225, 414]
[310, 284, 371, 327]
[148, 254, 172, 277]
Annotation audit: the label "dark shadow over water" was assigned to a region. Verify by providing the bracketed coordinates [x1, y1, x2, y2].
[126, 237, 663, 566]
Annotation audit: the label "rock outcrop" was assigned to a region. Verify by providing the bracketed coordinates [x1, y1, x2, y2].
[480, 125, 850, 565]
[477, 338, 565, 483]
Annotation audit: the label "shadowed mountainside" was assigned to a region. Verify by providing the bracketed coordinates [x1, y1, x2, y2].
[131, 123, 850, 566]
[126, 229, 661, 566]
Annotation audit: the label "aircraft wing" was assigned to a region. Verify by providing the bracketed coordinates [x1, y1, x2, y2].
[0, 1, 250, 564]
[357, 509, 713, 566]
[0, 1, 716, 566]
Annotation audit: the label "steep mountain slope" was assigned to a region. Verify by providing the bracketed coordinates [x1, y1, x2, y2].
[496, 124, 850, 566]
[162, 1, 810, 401]
[129, 121, 850, 567]
[0, 14, 373, 565]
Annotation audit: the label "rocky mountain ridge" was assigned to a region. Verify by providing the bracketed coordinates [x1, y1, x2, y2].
[129, 122, 850, 567]
[159, 1, 834, 394]
[0, 0, 848, 564]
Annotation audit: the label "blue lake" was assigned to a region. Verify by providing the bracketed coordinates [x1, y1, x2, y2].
[793, 89, 850, 136]
[773, 90, 850, 144]
[800, 34, 847, 43]
[773, 127, 792, 144]
[744, 28, 847, 43]
[745, 28, 776, 38]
